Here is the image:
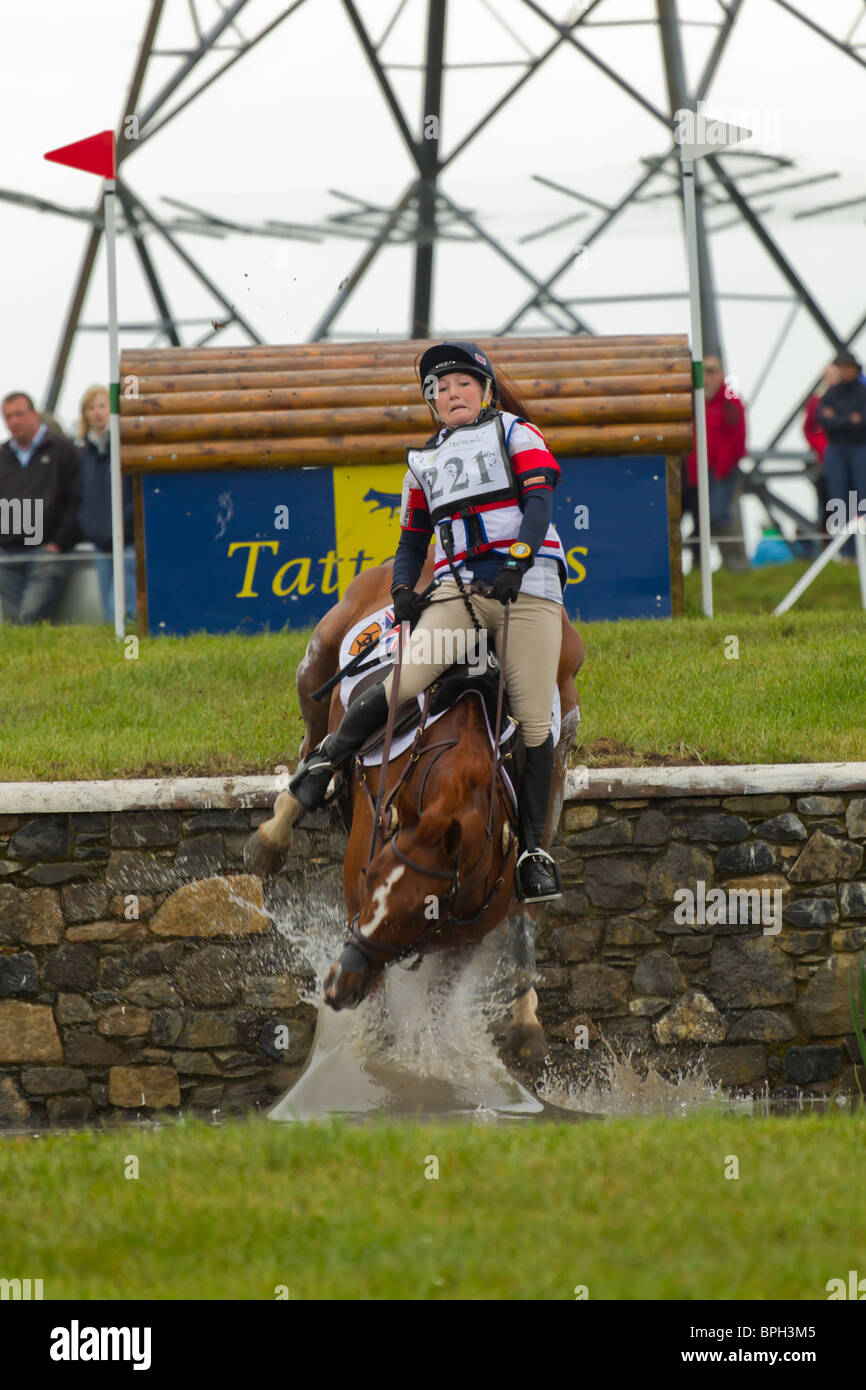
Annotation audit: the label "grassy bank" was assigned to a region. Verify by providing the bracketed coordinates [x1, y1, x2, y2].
[575, 607, 866, 767]
[0, 603, 864, 780]
[683, 556, 865, 615]
[0, 1111, 863, 1300]
[0, 626, 309, 782]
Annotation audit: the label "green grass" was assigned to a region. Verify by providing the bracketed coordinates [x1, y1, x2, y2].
[683, 557, 864, 615]
[1, 598, 865, 780]
[574, 607, 866, 766]
[0, 1112, 863, 1300]
[0, 625, 309, 781]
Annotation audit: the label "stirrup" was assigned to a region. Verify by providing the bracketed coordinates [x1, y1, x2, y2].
[514, 848, 562, 903]
[289, 743, 339, 811]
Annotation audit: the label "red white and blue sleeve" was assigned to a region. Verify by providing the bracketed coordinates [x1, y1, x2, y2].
[506, 418, 559, 561]
[506, 418, 561, 499]
[398, 468, 432, 534]
[392, 469, 433, 590]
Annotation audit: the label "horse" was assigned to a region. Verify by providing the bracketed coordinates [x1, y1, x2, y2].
[245, 552, 584, 1059]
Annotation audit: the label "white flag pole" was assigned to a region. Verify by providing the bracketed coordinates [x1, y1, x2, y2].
[677, 113, 751, 619]
[103, 175, 125, 640]
[681, 158, 713, 618]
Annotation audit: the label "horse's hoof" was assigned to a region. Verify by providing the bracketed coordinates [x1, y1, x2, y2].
[243, 830, 288, 878]
[505, 1023, 548, 1063]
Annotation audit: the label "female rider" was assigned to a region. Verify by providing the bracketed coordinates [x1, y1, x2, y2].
[290, 340, 567, 902]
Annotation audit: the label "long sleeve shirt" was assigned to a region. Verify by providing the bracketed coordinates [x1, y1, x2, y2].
[815, 379, 866, 444]
[0, 429, 81, 550]
[684, 388, 747, 488]
[392, 411, 560, 590]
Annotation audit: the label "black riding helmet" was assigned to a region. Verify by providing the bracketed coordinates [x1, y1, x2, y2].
[417, 340, 499, 423]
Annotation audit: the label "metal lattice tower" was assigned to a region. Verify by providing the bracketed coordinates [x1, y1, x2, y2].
[2, 0, 866, 538]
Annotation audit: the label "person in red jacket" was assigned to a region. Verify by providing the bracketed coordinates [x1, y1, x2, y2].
[682, 357, 749, 571]
[803, 363, 839, 551]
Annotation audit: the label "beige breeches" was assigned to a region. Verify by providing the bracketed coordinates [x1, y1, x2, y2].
[383, 582, 563, 747]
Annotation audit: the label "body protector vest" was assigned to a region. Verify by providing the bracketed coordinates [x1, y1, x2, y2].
[404, 410, 567, 603]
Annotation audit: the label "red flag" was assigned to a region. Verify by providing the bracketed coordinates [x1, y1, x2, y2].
[44, 129, 115, 179]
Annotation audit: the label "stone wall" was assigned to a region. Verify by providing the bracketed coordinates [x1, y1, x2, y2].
[1, 787, 865, 1127]
[0, 806, 329, 1129]
[538, 792, 866, 1097]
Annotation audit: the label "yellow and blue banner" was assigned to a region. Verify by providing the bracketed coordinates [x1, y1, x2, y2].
[141, 456, 671, 633]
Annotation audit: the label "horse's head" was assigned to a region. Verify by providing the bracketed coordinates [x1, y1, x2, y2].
[324, 736, 501, 1010]
[323, 805, 463, 1009]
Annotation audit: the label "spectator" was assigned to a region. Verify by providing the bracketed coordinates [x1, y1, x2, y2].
[803, 363, 840, 550]
[816, 350, 866, 560]
[682, 357, 749, 571]
[0, 391, 80, 624]
[75, 385, 136, 621]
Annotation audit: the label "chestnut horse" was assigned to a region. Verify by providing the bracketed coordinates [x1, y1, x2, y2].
[245, 553, 584, 1057]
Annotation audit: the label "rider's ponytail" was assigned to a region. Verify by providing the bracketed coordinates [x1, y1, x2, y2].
[495, 367, 532, 423]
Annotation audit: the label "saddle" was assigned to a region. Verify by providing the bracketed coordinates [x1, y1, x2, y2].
[428, 663, 504, 726]
[336, 663, 524, 829]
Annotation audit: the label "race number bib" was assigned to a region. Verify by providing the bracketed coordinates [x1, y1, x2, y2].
[407, 416, 516, 522]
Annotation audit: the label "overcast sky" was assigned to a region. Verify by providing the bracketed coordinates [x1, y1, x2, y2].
[2, 0, 865, 487]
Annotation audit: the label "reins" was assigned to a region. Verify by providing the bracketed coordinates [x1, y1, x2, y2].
[347, 684, 516, 970]
[487, 602, 509, 839]
[344, 574, 516, 971]
[366, 616, 405, 866]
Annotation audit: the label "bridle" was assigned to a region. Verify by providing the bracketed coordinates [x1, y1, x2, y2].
[337, 576, 517, 981]
[342, 699, 516, 973]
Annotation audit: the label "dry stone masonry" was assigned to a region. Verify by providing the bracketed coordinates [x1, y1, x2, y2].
[539, 792, 866, 1097]
[0, 807, 326, 1128]
[1, 787, 865, 1127]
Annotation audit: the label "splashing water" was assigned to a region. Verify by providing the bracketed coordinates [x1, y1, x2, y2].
[537, 1035, 740, 1117]
[263, 877, 751, 1122]
[267, 882, 549, 1121]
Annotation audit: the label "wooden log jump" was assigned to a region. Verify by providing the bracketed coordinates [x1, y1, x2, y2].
[119, 333, 693, 471]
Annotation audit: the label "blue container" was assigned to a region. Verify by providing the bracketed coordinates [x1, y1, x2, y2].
[751, 527, 793, 567]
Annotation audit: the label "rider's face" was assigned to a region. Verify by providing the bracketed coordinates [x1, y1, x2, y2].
[434, 372, 483, 425]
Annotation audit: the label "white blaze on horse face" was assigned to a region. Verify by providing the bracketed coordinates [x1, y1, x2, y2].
[360, 864, 405, 937]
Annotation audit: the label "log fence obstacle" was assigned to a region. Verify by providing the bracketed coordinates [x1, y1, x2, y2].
[118, 335, 691, 632]
[119, 333, 693, 470]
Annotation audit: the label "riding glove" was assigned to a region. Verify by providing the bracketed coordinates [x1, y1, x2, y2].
[391, 585, 423, 628]
[491, 559, 527, 605]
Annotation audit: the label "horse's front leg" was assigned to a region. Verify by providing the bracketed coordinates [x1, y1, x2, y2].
[505, 698, 579, 1060]
[323, 941, 384, 1010]
[243, 790, 303, 876]
[504, 904, 547, 1061]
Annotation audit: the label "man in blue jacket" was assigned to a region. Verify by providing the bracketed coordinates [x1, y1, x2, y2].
[0, 392, 80, 623]
[816, 351, 866, 559]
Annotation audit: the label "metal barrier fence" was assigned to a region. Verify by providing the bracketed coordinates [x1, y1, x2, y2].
[0, 544, 105, 625]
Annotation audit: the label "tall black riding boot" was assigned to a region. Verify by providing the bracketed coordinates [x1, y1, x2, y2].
[515, 733, 562, 902]
[289, 682, 389, 812]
